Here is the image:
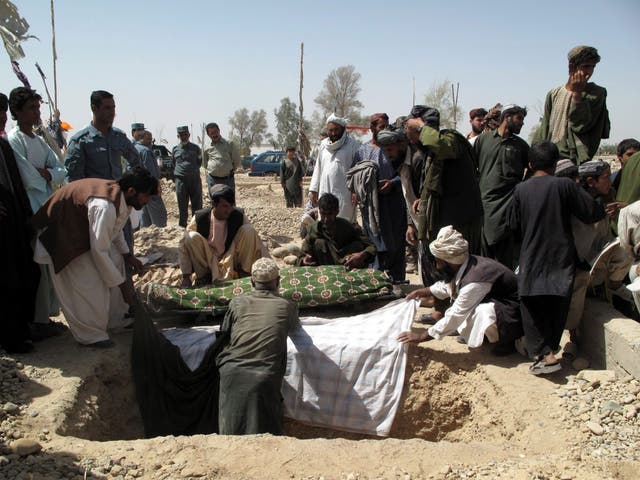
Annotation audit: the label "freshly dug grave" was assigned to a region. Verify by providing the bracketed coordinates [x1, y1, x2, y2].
[1, 174, 638, 480]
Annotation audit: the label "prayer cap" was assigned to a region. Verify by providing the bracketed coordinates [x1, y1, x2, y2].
[578, 159, 609, 179]
[369, 113, 389, 125]
[568, 45, 601, 65]
[177, 126, 189, 133]
[326, 113, 348, 127]
[131, 122, 144, 130]
[251, 258, 280, 283]
[209, 183, 233, 198]
[429, 225, 469, 265]
[409, 105, 440, 128]
[555, 159, 578, 177]
[469, 108, 488, 120]
[500, 104, 527, 120]
[376, 129, 406, 146]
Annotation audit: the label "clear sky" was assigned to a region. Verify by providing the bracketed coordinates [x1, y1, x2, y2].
[2, 0, 639, 148]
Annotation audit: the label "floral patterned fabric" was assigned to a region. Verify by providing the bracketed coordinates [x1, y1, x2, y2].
[143, 265, 394, 315]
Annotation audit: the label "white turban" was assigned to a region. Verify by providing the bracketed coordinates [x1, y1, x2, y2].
[326, 113, 348, 127]
[429, 226, 469, 265]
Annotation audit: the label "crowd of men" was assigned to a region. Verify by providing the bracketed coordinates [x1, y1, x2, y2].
[2, 44, 640, 434]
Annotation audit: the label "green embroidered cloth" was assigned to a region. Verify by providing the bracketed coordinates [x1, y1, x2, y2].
[143, 265, 394, 315]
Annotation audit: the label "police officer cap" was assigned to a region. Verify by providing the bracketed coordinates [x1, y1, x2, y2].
[131, 122, 145, 130]
[177, 126, 189, 133]
[251, 258, 280, 283]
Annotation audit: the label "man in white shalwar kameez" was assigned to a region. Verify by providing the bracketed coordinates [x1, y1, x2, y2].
[309, 114, 359, 222]
[32, 168, 156, 347]
[398, 226, 524, 356]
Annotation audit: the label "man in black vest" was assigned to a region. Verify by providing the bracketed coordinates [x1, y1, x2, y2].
[398, 225, 523, 356]
[179, 184, 268, 287]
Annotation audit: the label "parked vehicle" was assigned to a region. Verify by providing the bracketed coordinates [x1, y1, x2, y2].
[152, 145, 175, 180]
[248, 150, 285, 176]
[241, 154, 256, 169]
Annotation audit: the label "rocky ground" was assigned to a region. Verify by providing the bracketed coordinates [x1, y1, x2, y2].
[0, 173, 639, 479]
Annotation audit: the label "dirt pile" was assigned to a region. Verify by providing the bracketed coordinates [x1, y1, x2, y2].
[0, 173, 638, 479]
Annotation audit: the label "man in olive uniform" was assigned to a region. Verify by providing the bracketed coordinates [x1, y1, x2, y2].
[216, 258, 300, 435]
[203, 122, 241, 192]
[172, 126, 203, 227]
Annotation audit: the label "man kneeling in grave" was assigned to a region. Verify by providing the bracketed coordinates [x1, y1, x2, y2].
[300, 192, 376, 269]
[398, 225, 524, 355]
[179, 184, 269, 287]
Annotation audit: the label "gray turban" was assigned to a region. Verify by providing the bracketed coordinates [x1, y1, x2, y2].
[376, 129, 406, 146]
[555, 159, 578, 178]
[410, 105, 440, 128]
[326, 113, 348, 127]
[429, 225, 469, 265]
[578, 159, 609, 179]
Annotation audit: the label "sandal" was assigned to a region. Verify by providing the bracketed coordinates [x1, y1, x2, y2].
[528, 357, 562, 375]
[418, 313, 436, 324]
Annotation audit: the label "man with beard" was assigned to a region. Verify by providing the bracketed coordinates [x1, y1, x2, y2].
[32, 167, 156, 347]
[397, 226, 523, 355]
[466, 108, 487, 146]
[475, 104, 529, 269]
[301, 193, 375, 268]
[309, 114, 359, 222]
[349, 113, 407, 283]
[179, 184, 269, 286]
[537, 46, 610, 165]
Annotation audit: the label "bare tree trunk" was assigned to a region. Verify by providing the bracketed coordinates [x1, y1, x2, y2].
[50, 0, 58, 112]
[297, 42, 309, 160]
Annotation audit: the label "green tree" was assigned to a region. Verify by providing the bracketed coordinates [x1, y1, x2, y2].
[314, 65, 364, 121]
[528, 121, 543, 144]
[597, 142, 617, 155]
[229, 108, 269, 155]
[274, 97, 300, 150]
[423, 79, 463, 130]
[273, 97, 311, 150]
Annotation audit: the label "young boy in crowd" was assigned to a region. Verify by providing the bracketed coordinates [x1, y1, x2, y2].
[510, 142, 606, 375]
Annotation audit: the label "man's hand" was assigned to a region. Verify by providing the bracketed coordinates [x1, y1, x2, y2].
[412, 199, 421, 215]
[605, 201, 626, 217]
[406, 287, 432, 301]
[119, 280, 136, 306]
[309, 191, 318, 207]
[301, 254, 317, 266]
[180, 274, 193, 287]
[406, 224, 417, 245]
[397, 330, 431, 344]
[36, 167, 52, 182]
[351, 192, 357, 206]
[124, 254, 145, 275]
[379, 179, 393, 194]
[568, 70, 587, 95]
[345, 251, 368, 269]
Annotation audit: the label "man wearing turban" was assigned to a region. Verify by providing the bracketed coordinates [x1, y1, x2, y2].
[397, 226, 523, 355]
[536, 46, 610, 165]
[309, 113, 360, 222]
[348, 113, 407, 283]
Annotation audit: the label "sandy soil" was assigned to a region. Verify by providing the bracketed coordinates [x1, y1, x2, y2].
[1, 173, 638, 479]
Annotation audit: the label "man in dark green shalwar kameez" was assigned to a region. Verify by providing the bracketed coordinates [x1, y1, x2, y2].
[216, 258, 300, 435]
